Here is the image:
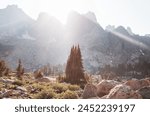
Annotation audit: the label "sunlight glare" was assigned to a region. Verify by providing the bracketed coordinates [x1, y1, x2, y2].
[34, 0, 87, 24]
[106, 29, 150, 50]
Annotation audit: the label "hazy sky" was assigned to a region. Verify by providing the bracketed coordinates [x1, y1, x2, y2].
[0, 0, 150, 35]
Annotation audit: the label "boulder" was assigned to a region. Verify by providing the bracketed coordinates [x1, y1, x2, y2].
[82, 83, 97, 99]
[107, 84, 142, 99]
[48, 77, 56, 83]
[35, 77, 50, 83]
[96, 80, 120, 97]
[137, 86, 150, 99]
[100, 95, 107, 99]
[91, 75, 102, 84]
[125, 79, 150, 90]
[145, 78, 150, 84]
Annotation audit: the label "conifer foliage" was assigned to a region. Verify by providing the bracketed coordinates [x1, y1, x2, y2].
[16, 59, 24, 79]
[0, 60, 9, 77]
[65, 45, 87, 85]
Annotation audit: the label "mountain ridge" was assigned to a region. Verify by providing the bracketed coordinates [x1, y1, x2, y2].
[0, 5, 150, 73]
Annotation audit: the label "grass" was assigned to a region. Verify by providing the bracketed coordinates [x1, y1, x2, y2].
[59, 90, 79, 99]
[30, 82, 81, 99]
[7, 84, 17, 89]
[12, 80, 24, 86]
[67, 84, 80, 91]
[33, 89, 56, 99]
[52, 83, 68, 93]
[0, 82, 3, 91]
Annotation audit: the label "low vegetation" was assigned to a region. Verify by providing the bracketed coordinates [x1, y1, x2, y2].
[0, 70, 81, 99]
[30, 82, 80, 99]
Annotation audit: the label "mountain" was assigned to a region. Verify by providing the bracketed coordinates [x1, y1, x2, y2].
[84, 11, 98, 23]
[126, 27, 134, 35]
[0, 5, 150, 73]
[115, 26, 130, 36]
[0, 43, 14, 57]
[65, 11, 105, 47]
[31, 12, 64, 41]
[0, 5, 34, 39]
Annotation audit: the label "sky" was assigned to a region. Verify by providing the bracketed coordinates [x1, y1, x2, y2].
[0, 0, 150, 35]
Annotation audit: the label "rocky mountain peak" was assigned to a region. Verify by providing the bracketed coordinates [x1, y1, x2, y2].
[115, 26, 130, 35]
[84, 11, 97, 23]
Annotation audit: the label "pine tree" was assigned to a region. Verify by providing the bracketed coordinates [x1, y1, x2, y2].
[0, 60, 7, 77]
[65, 45, 87, 85]
[16, 59, 24, 79]
[4, 68, 9, 76]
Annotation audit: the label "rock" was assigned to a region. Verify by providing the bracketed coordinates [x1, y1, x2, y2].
[101, 72, 119, 81]
[100, 95, 107, 99]
[145, 78, 150, 84]
[125, 79, 150, 90]
[47, 77, 56, 83]
[125, 79, 139, 90]
[82, 83, 97, 99]
[0, 78, 15, 84]
[107, 84, 142, 99]
[137, 86, 150, 99]
[89, 97, 100, 99]
[140, 78, 150, 87]
[96, 80, 120, 97]
[16, 86, 27, 92]
[35, 77, 50, 83]
[91, 75, 102, 84]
